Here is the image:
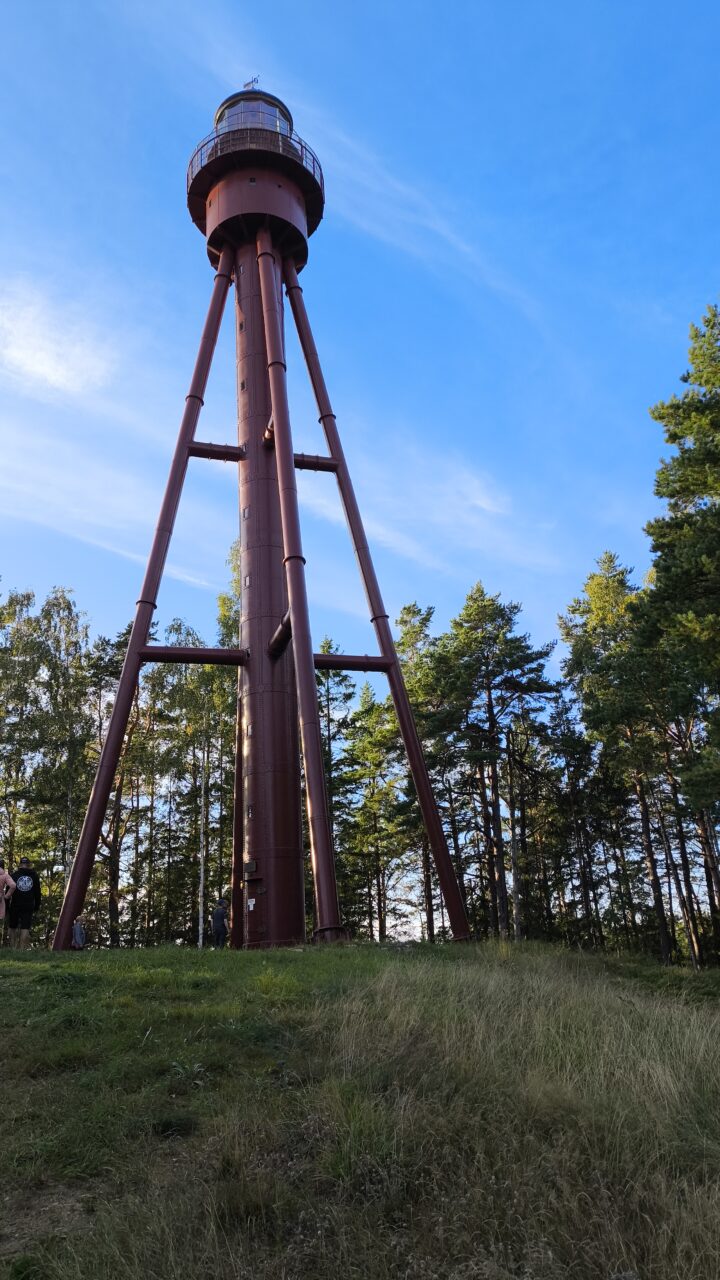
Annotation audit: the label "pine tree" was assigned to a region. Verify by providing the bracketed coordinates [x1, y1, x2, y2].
[560, 555, 673, 962]
[448, 583, 555, 939]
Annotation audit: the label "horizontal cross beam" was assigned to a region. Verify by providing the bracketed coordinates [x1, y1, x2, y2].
[138, 647, 392, 674]
[187, 443, 337, 473]
[293, 452, 339, 472]
[188, 442, 247, 462]
[267, 610, 292, 659]
[139, 646, 248, 666]
[313, 653, 394, 673]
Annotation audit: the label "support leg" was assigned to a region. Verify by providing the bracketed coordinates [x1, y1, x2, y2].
[52, 245, 234, 950]
[229, 674, 244, 948]
[256, 231, 343, 941]
[283, 259, 470, 941]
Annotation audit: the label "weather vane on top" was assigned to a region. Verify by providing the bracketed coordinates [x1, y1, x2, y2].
[243, 76, 259, 90]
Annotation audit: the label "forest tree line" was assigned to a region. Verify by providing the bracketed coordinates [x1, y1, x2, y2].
[1, 307, 719, 964]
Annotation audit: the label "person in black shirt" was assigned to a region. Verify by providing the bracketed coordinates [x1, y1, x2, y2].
[8, 857, 41, 949]
[212, 899, 228, 949]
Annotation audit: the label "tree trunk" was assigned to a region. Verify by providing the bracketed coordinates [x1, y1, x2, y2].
[366, 864, 375, 942]
[129, 775, 140, 948]
[146, 755, 156, 945]
[634, 773, 671, 964]
[612, 828, 640, 944]
[218, 734, 225, 897]
[375, 859, 386, 940]
[665, 765, 703, 965]
[697, 809, 720, 905]
[190, 748, 200, 946]
[539, 836, 554, 939]
[485, 686, 509, 938]
[506, 750, 525, 940]
[164, 784, 173, 942]
[704, 866, 720, 960]
[477, 764, 498, 935]
[469, 796, 489, 938]
[649, 781, 700, 968]
[489, 757, 509, 940]
[372, 811, 385, 941]
[517, 774, 532, 933]
[600, 839, 630, 949]
[105, 768, 125, 949]
[445, 782, 468, 908]
[566, 771, 597, 946]
[421, 834, 435, 943]
[694, 811, 720, 961]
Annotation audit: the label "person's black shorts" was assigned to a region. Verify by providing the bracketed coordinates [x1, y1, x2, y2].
[7, 904, 34, 930]
[213, 928, 227, 949]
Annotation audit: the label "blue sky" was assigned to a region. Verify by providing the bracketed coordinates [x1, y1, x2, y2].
[1, 0, 719, 663]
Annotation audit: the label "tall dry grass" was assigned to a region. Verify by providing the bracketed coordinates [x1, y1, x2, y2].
[6, 944, 720, 1280]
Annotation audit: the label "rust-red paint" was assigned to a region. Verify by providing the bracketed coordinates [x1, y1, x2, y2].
[54, 91, 469, 950]
[188, 442, 247, 462]
[139, 646, 248, 666]
[234, 240, 305, 948]
[284, 260, 471, 941]
[52, 246, 234, 951]
[267, 610, 292, 660]
[293, 452, 339, 473]
[255, 227, 343, 942]
[313, 653, 393, 674]
[204, 170, 308, 263]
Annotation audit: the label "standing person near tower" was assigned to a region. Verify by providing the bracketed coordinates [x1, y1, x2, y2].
[8, 857, 41, 949]
[212, 898, 228, 949]
[71, 916, 88, 951]
[0, 860, 16, 941]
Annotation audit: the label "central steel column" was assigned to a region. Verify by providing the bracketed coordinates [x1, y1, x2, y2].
[256, 229, 343, 941]
[232, 242, 305, 947]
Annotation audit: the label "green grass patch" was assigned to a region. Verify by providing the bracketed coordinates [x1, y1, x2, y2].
[1, 942, 719, 1278]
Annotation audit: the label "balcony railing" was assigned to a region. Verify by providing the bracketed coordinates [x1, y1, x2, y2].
[187, 120, 324, 196]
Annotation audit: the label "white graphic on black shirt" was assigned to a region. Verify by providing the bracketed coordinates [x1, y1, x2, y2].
[16, 874, 34, 894]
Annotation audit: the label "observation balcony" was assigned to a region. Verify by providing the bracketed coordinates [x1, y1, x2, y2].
[187, 93, 324, 239]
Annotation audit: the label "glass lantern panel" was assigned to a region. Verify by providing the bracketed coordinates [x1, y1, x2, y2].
[218, 98, 291, 136]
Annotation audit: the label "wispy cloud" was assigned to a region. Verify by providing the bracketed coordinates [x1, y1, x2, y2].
[0, 279, 115, 399]
[119, 1, 544, 327]
[0, 5, 559, 630]
[362, 442, 559, 574]
[0, 413, 226, 590]
[299, 111, 544, 324]
[80, 537, 216, 590]
[297, 470, 449, 573]
[297, 430, 559, 576]
[1, 409, 395, 616]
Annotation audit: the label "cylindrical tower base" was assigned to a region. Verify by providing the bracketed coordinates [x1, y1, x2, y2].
[234, 242, 305, 947]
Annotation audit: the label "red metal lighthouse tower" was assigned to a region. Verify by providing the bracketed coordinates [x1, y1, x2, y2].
[52, 90, 470, 950]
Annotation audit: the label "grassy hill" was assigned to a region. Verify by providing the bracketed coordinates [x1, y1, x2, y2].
[1, 942, 719, 1280]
